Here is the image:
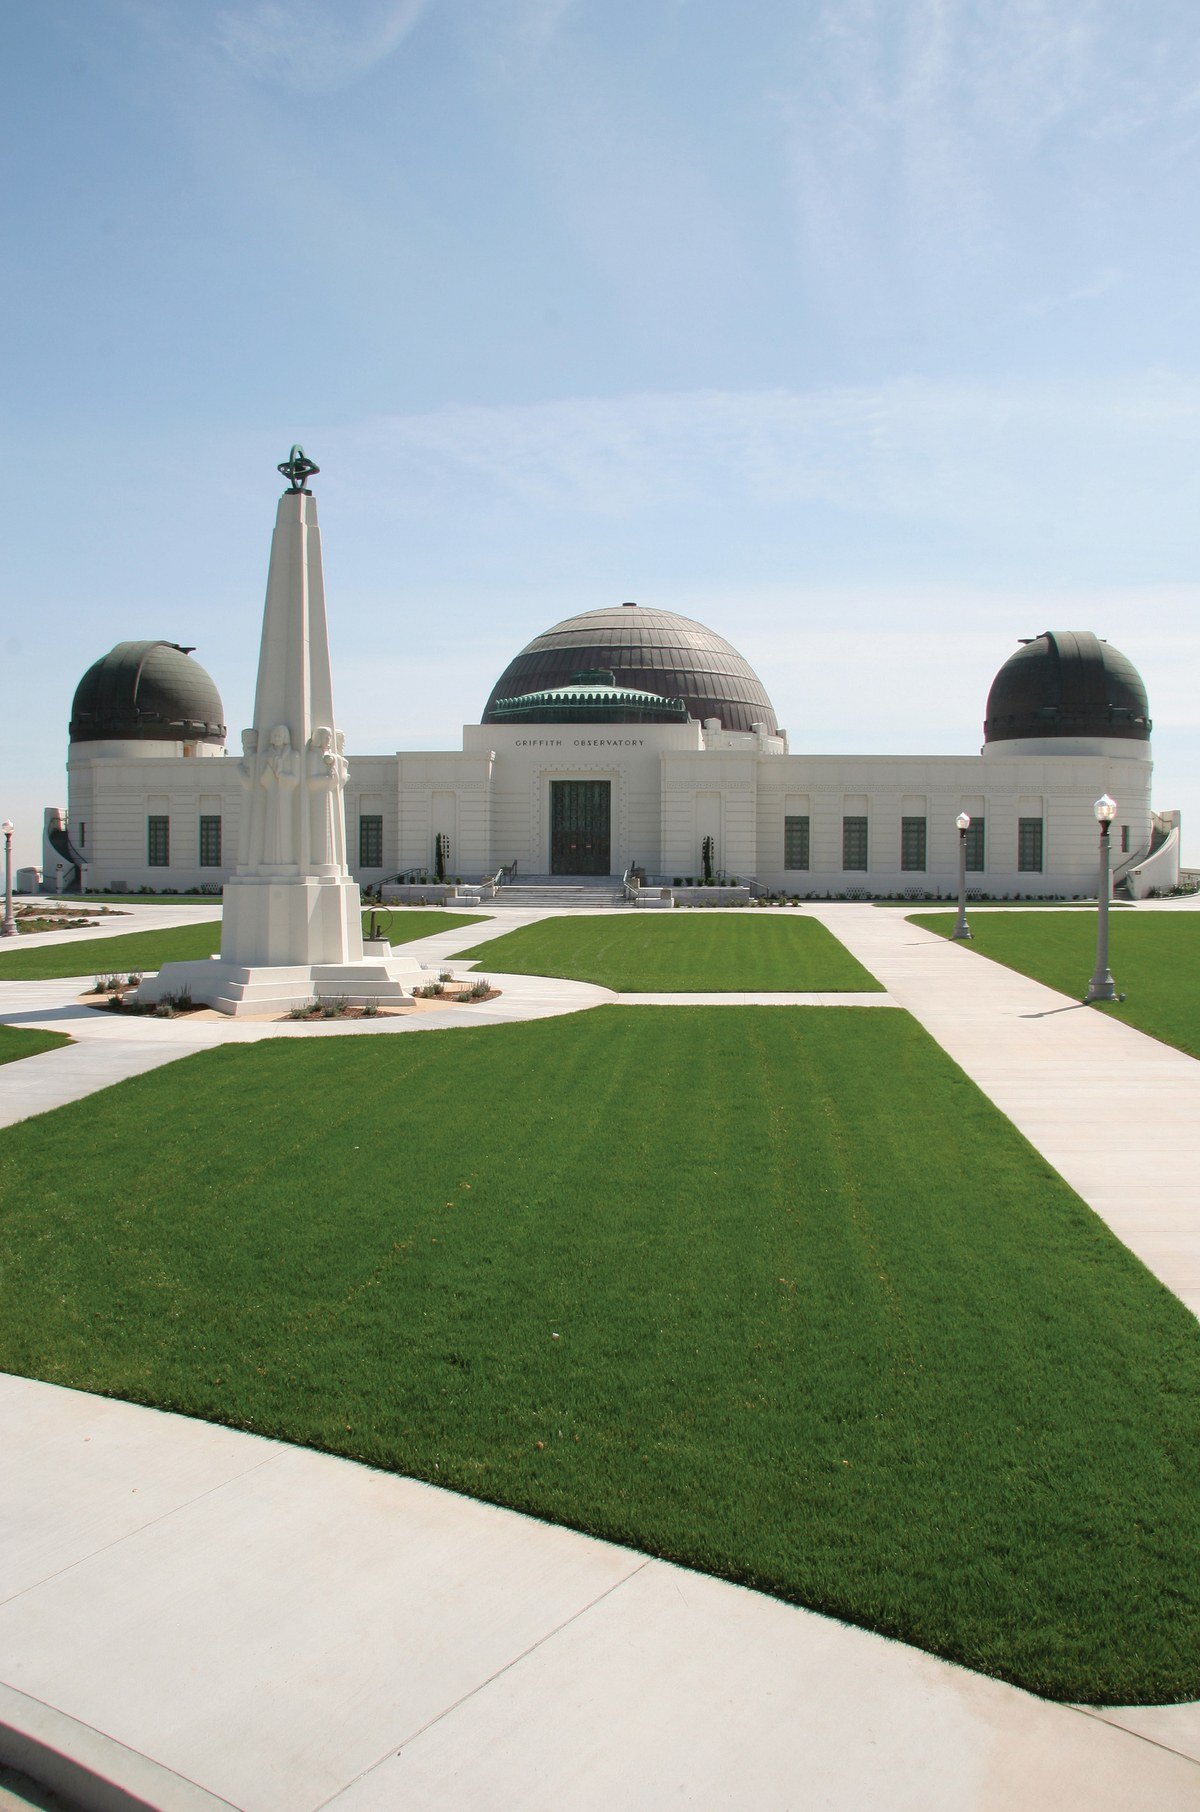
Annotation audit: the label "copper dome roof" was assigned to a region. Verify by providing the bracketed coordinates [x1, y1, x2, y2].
[482, 604, 777, 734]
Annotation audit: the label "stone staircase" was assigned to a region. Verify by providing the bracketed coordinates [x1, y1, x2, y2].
[487, 875, 629, 910]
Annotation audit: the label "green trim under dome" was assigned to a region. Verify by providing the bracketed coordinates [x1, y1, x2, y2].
[70, 641, 227, 746]
[488, 669, 690, 725]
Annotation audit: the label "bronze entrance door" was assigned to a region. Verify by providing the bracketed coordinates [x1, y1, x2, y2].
[550, 780, 611, 875]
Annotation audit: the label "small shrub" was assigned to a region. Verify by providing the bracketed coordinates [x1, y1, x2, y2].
[467, 977, 492, 999]
[438, 970, 454, 983]
[362, 1001, 379, 1018]
[155, 1001, 177, 1019]
[287, 999, 322, 1020]
[320, 996, 351, 1019]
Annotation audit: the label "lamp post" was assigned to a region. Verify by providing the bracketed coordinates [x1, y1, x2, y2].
[1, 822, 14, 938]
[1085, 794, 1118, 1003]
[953, 812, 972, 940]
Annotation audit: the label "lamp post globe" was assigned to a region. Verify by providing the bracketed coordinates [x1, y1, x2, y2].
[1, 820, 15, 939]
[952, 812, 972, 941]
[1085, 795, 1119, 1003]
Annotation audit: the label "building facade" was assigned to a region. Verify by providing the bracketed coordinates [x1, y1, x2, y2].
[50, 609, 1179, 899]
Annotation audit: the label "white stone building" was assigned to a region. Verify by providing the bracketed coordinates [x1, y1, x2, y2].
[49, 607, 1180, 900]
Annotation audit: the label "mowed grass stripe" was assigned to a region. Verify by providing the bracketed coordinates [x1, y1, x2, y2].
[0, 1025, 72, 1065]
[458, 914, 880, 991]
[0, 910, 486, 981]
[1, 1006, 1197, 1703]
[911, 910, 1200, 1058]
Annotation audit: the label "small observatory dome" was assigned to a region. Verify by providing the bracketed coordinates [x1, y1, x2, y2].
[984, 631, 1150, 745]
[482, 602, 778, 734]
[70, 641, 226, 746]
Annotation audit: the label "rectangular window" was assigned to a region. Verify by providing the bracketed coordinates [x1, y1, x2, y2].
[1018, 817, 1043, 873]
[784, 815, 810, 871]
[199, 815, 222, 867]
[965, 819, 985, 872]
[147, 815, 169, 867]
[1121, 824, 1130, 853]
[842, 815, 868, 871]
[900, 816, 927, 872]
[359, 814, 384, 868]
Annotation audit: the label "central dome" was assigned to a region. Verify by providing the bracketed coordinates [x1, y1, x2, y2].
[482, 603, 778, 734]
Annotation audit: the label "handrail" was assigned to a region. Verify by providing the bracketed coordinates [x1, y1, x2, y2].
[622, 866, 640, 903]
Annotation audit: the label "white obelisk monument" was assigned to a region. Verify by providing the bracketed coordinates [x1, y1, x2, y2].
[138, 449, 422, 1015]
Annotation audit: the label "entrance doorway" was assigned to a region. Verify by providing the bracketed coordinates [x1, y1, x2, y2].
[550, 780, 611, 875]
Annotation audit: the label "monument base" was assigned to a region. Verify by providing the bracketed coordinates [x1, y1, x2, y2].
[134, 953, 425, 1018]
[220, 873, 365, 968]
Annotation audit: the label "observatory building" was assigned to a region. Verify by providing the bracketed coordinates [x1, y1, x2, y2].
[49, 602, 1179, 900]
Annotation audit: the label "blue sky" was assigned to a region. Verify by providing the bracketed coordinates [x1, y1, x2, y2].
[3, 0, 1198, 866]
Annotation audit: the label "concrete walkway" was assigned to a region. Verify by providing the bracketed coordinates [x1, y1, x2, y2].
[3, 902, 1200, 1807]
[0, 901, 224, 950]
[2, 1373, 1199, 1812]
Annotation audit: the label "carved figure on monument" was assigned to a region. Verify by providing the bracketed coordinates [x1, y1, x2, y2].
[259, 723, 301, 865]
[307, 724, 349, 871]
[236, 727, 260, 867]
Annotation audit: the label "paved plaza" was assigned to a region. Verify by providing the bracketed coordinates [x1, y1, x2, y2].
[1, 901, 1198, 1809]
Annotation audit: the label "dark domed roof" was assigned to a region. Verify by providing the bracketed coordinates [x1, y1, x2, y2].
[482, 603, 777, 733]
[70, 641, 226, 745]
[984, 631, 1150, 744]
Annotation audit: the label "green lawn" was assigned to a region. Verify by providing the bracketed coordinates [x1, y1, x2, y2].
[0, 911, 485, 982]
[911, 911, 1200, 1059]
[458, 914, 881, 991]
[0, 1025, 72, 1065]
[2, 1006, 1198, 1704]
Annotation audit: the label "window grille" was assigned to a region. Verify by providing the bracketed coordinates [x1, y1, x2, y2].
[784, 815, 810, 870]
[842, 816, 868, 871]
[359, 814, 384, 868]
[199, 816, 222, 867]
[1017, 818, 1043, 872]
[900, 817, 927, 871]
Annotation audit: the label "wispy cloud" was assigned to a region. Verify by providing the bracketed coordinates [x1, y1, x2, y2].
[324, 372, 1200, 568]
[775, 1, 1200, 309]
[214, 0, 427, 92]
[1018, 266, 1124, 318]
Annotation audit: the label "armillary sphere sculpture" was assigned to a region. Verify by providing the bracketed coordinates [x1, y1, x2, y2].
[277, 445, 319, 492]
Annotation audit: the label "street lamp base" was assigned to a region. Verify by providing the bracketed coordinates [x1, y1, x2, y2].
[0, 922, 16, 940]
[1085, 975, 1118, 1003]
[952, 925, 973, 940]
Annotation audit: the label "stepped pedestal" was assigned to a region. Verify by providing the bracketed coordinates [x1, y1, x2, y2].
[136, 954, 424, 1018]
